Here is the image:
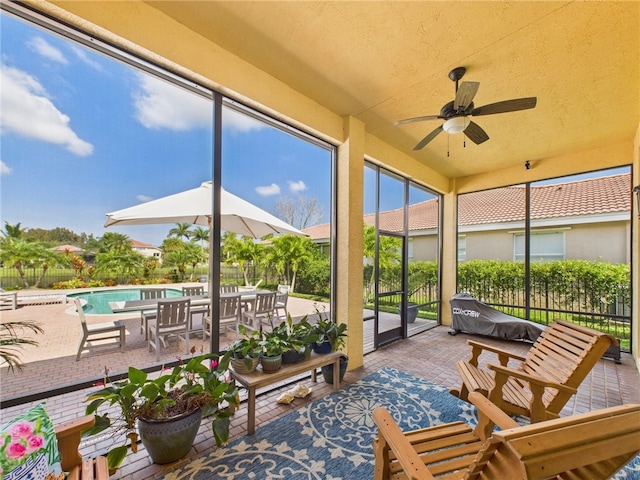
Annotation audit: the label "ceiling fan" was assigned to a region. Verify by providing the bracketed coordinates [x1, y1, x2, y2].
[396, 67, 537, 150]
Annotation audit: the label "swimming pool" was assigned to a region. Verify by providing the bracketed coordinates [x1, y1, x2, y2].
[68, 288, 183, 314]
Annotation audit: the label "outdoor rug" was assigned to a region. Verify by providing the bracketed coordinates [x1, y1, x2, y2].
[165, 367, 640, 480]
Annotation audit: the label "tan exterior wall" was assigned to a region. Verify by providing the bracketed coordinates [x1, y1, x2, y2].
[565, 223, 630, 264]
[410, 236, 438, 262]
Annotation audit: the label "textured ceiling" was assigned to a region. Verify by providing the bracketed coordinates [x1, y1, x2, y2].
[138, 2, 638, 178]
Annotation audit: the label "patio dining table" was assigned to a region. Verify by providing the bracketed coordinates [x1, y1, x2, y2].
[108, 290, 273, 314]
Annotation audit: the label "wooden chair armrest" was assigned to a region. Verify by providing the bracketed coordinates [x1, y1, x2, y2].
[488, 364, 577, 394]
[372, 408, 436, 480]
[467, 340, 527, 361]
[54, 415, 95, 472]
[468, 391, 519, 439]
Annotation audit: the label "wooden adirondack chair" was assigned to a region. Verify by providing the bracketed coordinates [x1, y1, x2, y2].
[451, 320, 616, 423]
[372, 392, 640, 480]
[55, 415, 109, 480]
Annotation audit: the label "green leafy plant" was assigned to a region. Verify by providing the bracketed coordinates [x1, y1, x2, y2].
[313, 305, 347, 352]
[83, 349, 239, 471]
[0, 321, 43, 373]
[228, 324, 262, 369]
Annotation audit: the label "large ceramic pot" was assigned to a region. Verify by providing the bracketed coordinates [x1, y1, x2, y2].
[321, 355, 348, 384]
[231, 355, 260, 374]
[260, 354, 282, 373]
[312, 340, 332, 354]
[138, 408, 202, 464]
[282, 349, 305, 364]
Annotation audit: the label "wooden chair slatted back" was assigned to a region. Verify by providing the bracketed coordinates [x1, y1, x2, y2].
[254, 292, 276, 314]
[464, 404, 640, 480]
[518, 320, 615, 411]
[182, 286, 204, 296]
[157, 298, 190, 328]
[220, 284, 239, 294]
[220, 294, 240, 320]
[140, 288, 167, 300]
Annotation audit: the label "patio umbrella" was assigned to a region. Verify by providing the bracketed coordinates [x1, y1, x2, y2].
[104, 181, 305, 238]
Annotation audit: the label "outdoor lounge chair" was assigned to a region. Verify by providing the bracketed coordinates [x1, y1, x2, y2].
[147, 298, 191, 361]
[204, 293, 241, 338]
[451, 319, 617, 423]
[74, 298, 125, 361]
[372, 391, 640, 480]
[56, 415, 109, 480]
[0, 287, 18, 310]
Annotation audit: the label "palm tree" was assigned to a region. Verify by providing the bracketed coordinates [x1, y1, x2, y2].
[169, 223, 193, 241]
[1, 222, 26, 239]
[1, 321, 43, 372]
[0, 237, 45, 288]
[268, 235, 314, 292]
[100, 232, 133, 253]
[224, 236, 262, 286]
[191, 226, 209, 261]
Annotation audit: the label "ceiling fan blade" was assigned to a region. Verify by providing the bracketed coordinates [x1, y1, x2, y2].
[413, 125, 444, 150]
[454, 81, 480, 111]
[471, 97, 537, 116]
[464, 121, 489, 144]
[395, 114, 440, 126]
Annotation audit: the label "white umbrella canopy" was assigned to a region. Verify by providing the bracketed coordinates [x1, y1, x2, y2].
[104, 181, 305, 238]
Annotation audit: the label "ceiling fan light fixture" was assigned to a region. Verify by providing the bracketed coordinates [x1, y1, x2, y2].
[443, 116, 469, 134]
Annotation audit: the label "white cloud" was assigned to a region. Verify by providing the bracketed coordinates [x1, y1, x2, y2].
[256, 183, 280, 196]
[223, 108, 265, 133]
[288, 180, 306, 193]
[133, 73, 211, 131]
[0, 160, 12, 175]
[28, 37, 68, 64]
[0, 64, 94, 156]
[137, 194, 154, 202]
[70, 45, 103, 71]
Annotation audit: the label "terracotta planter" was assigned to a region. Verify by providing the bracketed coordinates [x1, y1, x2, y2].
[138, 407, 201, 464]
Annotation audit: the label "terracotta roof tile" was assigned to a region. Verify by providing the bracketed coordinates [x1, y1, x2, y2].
[303, 173, 631, 239]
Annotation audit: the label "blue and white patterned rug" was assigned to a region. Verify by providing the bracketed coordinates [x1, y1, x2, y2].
[165, 367, 640, 479]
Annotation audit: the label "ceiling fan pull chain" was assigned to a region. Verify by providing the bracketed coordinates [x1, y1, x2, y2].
[447, 134, 450, 157]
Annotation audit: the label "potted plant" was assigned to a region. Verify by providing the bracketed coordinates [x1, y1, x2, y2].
[311, 305, 349, 383]
[281, 314, 320, 363]
[258, 320, 288, 373]
[83, 349, 239, 471]
[228, 324, 262, 373]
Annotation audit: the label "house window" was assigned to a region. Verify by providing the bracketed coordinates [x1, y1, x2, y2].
[457, 235, 467, 261]
[514, 231, 565, 262]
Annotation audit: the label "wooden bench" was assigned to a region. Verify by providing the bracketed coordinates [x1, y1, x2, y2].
[451, 319, 616, 423]
[55, 415, 109, 480]
[230, 351, 342, 434]
[373, 392, 640, 480]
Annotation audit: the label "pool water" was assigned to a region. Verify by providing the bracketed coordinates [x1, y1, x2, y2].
[68, 288, 183, 314]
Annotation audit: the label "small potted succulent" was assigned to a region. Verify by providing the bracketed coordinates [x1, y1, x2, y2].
[83, 348, 239, 471]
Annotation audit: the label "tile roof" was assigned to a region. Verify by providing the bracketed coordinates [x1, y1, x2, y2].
[303, 173, 631, 239]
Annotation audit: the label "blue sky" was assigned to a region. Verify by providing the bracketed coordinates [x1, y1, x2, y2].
[0, 13, 332, 246]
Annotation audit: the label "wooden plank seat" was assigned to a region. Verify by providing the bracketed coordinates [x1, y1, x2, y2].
[372, 392, 640, 480]
[55, 415, 109, 480]
[451, 320, 617, 423]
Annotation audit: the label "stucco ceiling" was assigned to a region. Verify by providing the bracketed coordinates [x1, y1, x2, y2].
[58, 1, 640, 180]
